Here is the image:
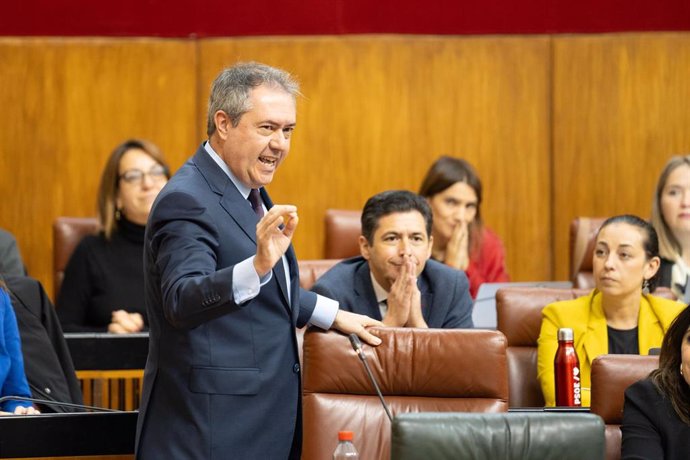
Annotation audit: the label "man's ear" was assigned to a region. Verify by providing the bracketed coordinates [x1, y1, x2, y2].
[359, 235, 371, 260]
[214, 110, 232, 140]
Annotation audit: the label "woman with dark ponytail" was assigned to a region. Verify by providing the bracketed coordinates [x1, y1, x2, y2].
[621, 304, 690, 459]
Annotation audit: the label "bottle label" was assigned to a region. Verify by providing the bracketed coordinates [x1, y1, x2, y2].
[572, 366, 581, 405]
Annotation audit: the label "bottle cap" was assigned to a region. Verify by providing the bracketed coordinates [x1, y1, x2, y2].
[558, 328, 574, 341]
[338, 431, 354, 441]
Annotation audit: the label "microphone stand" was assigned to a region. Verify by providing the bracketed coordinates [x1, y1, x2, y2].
[348, 334, 393, 423]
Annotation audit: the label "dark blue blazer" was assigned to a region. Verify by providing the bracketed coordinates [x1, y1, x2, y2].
[135, 145, 317, 459]
[622, 378, 690, 460]
[311, 256, 473, 329]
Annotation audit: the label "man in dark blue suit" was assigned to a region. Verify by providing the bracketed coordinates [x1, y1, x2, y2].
[312, 190, 474, 329]
[135, 62, 382, 459]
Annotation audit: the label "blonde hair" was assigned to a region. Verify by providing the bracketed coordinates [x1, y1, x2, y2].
[651, 155, 690, 260]
[97, 139, 170, 239]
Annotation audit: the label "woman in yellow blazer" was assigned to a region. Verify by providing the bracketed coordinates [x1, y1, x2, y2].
[538, 215, 684, 407]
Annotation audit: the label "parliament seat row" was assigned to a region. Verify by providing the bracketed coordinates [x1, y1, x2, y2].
[51, 216, 661, 460]
[300, 327, 658, 460]
[324, 209, 610, 289]
[52, 213, 611, 298]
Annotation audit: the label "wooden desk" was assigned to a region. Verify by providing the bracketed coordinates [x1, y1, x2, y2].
[64, 334, 148, 411]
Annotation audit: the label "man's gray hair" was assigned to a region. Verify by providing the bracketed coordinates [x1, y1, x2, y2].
[206, 62, 300, 136]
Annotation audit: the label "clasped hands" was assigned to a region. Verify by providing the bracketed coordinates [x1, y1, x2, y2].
[108, 310, 145, 334]
[444, 222, 470, 270]
[0, 406, 40, 415]
[382, 255, 428, 328]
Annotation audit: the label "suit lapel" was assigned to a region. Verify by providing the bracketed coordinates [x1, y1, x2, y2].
[192, 147, 258, 244]
[638, 296, 662, 355]
[260, 188, 292, 309]
[581, 291, 609, 366]
[193, 146, 291, 311]
[354, 262, 384, 320]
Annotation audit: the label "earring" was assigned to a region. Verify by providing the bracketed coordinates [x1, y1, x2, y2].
[642, 278, 650, 295]
[115, 208, 122, 221]
[681, 364, 684, 376]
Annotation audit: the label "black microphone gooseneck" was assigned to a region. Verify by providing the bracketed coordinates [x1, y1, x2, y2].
[0, 395, 120, 413]
[348, 334, 393, 423]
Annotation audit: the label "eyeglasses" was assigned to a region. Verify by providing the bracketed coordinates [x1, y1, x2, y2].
[119, 165, 168, 185]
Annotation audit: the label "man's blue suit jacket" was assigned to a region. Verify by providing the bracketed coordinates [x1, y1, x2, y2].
[135, 145, 318, 459]
[311, 256, 474, 328]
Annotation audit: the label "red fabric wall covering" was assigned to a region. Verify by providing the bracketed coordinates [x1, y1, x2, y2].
[2, 0, 690, 37]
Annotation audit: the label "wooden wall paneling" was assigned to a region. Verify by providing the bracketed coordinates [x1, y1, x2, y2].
[552, 32, 690, 281]
[0, 38, 199, 299]
[197, 35, 552, 282]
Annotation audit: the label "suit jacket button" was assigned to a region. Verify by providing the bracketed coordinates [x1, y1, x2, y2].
[293, 363, 300, 373]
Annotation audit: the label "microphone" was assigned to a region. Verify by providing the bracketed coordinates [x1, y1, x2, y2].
[0, 395, 120, 413]
[348, 333, 393, 423]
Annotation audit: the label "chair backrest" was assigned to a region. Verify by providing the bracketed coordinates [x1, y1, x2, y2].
[323, 209, 361, 259]
[496, 287, 676, 409]
[297, 259, 341, 290]
[301, 328, 509, 460]
[391, 412, 606, 460]
[590, 354, 660, 460]
[496, 287, 590, 407]
[53, 217, 100, 299]
[569, 217, 607, 289]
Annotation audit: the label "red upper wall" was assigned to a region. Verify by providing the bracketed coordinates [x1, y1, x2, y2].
[3, 0, 690, 36]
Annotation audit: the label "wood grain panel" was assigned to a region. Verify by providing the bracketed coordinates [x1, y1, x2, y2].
[553, 33, 690, 281]
[0, 38, 198, 298]
[198, 35, 552, 282]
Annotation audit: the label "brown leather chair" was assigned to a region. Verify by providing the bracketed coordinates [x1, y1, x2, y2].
[496, 287, 590, 407]
[324, 209, 361, 259]
[53, 216, 100, 299]
[569, 217, 606, 289]
[301, 328, 509, 460]
[497, 287, 676, 409]
[297, 259, 341, 290]
[590, 354, 659, 460]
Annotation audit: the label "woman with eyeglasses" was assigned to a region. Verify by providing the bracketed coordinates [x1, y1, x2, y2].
[57, 139, 170, 333]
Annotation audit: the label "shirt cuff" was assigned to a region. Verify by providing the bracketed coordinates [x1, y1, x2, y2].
[233, 256, 272, 304]
[309, 294, 339, 330]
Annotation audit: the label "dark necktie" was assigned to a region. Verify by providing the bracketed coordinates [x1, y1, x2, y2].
[248, 189, 264, 218]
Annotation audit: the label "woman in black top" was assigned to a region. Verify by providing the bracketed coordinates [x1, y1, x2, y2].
[651, 155, 690, 303]
[622, 304, 690, 460]
[57, 139, 170, 333]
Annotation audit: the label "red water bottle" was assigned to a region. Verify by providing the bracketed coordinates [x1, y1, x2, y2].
[554, 327, 581, 406]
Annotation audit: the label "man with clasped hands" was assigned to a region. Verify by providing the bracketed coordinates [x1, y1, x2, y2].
[135, 62, 382, 459]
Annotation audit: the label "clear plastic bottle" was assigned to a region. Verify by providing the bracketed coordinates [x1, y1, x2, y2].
[333, 431, 359, 459]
